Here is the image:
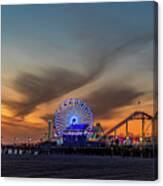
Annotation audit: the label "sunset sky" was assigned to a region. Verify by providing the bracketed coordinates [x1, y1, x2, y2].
[1, 2, 156, 143]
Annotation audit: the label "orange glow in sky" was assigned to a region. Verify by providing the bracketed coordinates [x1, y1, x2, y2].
[1, 3, 156, 144]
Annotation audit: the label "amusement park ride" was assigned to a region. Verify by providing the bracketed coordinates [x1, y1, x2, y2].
[1, 98, 157, 157]
[46, 98, 157, 146]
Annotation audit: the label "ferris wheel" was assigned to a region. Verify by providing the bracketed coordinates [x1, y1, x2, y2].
[54, 98, 93, 135]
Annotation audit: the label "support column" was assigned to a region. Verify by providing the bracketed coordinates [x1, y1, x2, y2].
[114, 130, 116, 137]
[152, 118, 157, 144]
[126, 121, 129, 138]
[48, 119, 52, 141]
[141, 119, 145, 142]
[152, 119, 154, 141]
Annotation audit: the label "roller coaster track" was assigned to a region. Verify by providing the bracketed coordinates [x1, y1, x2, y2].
[97, 111, 154, 141]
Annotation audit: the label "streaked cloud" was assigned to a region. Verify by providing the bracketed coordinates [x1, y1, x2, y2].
[85, 85, 144, 119]
[3, 68, 89, 118]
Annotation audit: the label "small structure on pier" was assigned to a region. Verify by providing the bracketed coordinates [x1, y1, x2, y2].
[62, 123, 89, 146]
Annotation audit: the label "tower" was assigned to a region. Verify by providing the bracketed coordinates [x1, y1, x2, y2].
[47, 119, 53, 141]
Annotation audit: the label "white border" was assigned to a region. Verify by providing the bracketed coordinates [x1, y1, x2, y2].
[0, 0, 156, 5]
[1, 0, 163, 186]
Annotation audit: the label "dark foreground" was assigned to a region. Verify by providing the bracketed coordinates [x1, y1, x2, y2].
[1, 154, 157, 180]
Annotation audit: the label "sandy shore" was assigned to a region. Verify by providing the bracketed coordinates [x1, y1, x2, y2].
[1, 154, 157, 180]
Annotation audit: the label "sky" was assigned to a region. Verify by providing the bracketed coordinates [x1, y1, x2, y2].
[1, 2, 157, 143]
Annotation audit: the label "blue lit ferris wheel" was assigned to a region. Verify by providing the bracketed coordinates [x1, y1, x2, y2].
[54, 98, 93, 135]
